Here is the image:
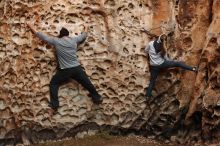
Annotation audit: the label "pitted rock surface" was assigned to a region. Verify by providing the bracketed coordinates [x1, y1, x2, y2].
[0, 0, 219, 145]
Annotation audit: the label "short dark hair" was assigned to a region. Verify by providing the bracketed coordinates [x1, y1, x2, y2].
[58, 27, 69, 38]
[153, 37, 166, 57]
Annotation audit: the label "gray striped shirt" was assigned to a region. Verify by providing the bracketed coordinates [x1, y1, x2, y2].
[36, 32, 87, 69]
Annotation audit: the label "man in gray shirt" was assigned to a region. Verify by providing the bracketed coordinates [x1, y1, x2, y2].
[27, 23, 102, 111]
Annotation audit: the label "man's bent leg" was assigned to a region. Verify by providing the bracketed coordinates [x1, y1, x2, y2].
[49, 69, 70, 108]
[146, 66, 159, 98]
[162, 60, 194, 71]
[72, 66, 102, 104]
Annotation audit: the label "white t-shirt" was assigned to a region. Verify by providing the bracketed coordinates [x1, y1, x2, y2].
[145, 41, 165, 66]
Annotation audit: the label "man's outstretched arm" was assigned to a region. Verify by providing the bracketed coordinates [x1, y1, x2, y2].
[27, 23, 37, 34]
[75, 25, 89, 45]
[27, 23, 55, 45]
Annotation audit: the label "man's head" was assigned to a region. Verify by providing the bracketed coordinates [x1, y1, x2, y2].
[58, 27, 69, 38]
[157, 34, 167, 43]
[153, 34, 167, 56]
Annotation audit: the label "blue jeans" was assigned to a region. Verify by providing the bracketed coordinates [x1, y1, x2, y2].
[146, 60, 194, 97]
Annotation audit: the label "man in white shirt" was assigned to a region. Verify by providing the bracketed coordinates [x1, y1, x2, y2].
[145, 34, 198, 98]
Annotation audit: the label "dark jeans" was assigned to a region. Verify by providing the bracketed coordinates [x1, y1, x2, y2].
[146, 60, 194, 97]
[49, 65, 101, 107]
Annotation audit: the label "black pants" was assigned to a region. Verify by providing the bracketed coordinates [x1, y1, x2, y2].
[49, 65, 101, 107]
[146, 60, 194, 97]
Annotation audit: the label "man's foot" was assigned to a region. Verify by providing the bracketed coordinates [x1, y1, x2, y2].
[145, 96, 159, 106]
[88, 93, 103, 104]
[192, 66, 198, 72]
[145, 96, 153, 103]
[93, 97, 103, 104]
[145, 95, 153, 101]
[48, 102, 59, 111]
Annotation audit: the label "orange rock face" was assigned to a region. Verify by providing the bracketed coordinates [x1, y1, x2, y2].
[0, 0, 219, 145]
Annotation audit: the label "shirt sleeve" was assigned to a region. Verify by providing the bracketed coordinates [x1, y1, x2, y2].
[145, 44, 150, 54]
[36, 32, 55, 45]
[74, 32, 87, 45]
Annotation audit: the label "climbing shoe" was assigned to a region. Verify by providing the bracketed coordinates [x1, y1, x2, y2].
[48, 102, 59, 111]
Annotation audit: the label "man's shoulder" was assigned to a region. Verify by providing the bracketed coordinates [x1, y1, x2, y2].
[56, 36, 73, 41]
[149, 40, 155, 44]
[148, 41, 155, 47]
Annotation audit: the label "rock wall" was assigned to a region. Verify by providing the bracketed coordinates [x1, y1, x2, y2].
[0, 0, 219, 145]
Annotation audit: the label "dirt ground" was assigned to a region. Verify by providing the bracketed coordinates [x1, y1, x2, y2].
[34, 135, 183, 146]
[33, 134, 220, 146]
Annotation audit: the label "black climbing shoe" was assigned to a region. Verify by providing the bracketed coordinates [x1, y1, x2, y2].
[48, 102, 59, 111]
[88, 93, 103, 104]
[93, 97, 103, 105]
[145, 96, 154, 102]
[145, 96, 160, 106]
[145, 96, 153, 106]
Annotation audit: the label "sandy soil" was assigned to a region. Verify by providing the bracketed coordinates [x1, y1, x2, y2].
[34, 135, 183, 146]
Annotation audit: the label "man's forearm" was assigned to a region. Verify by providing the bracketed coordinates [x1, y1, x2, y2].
[84, 25, 89, 33]
[27, 23, 37, 34]
[26, 23, 55, 45]
[30, 27, 37, 34]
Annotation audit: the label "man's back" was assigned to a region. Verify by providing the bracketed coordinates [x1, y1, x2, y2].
[36, 32, 87, 69]
[145, 41, 165, 66]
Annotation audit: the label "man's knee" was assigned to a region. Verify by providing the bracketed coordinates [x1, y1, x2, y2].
[174, 61, 183, 67]
[50, 79, 58, 87]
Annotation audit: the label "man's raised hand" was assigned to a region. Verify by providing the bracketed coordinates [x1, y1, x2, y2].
[27, 22, 37, 34]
